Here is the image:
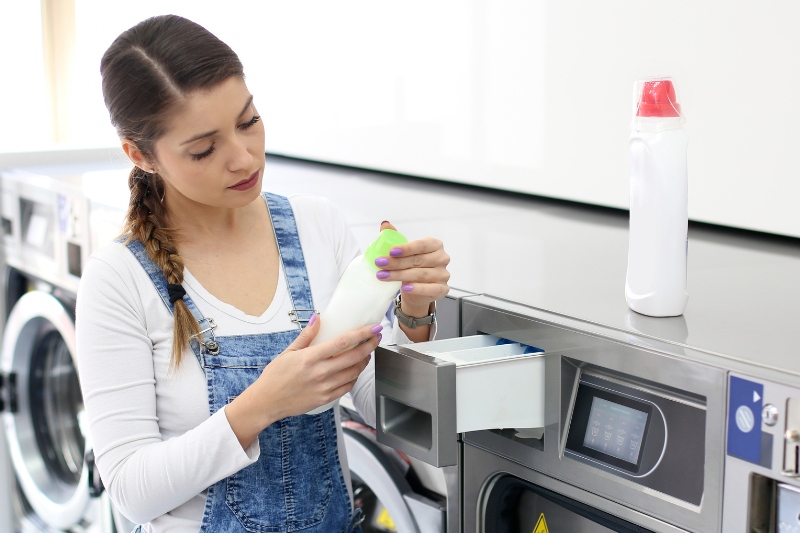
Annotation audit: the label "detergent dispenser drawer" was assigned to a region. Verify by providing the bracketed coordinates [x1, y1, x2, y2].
[375, 335, 546, 467]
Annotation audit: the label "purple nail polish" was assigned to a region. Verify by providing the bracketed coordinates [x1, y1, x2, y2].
[371, 324, 384, 334]
[401, 284, 414, 292]
[389, 248, 403, 257]
[376, 270, 390, 279]
[377, 333, 383, 343]
[375, 257, 389, 267]
[308, 313, 317, 326]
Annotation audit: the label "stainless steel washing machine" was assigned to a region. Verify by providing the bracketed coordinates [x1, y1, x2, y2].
[376, 294, 800, 532]
[0, 161, 131, 533]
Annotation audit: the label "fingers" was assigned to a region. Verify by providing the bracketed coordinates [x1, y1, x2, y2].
[375, 248, 450, 274]
[372, 231, 451, 308]
[375, 266, 451, 287]
[323, 331, 379, 374]
[328, 377, 362, 403]
[284, 312, 320, 352]
[398, 281, 450, 300]
[312, 323, 383, 361]
[309, 335, 377, 403]
[327, 348, 372, 390]
[380, 220, 397, 232]
[381, 236, 444, 258]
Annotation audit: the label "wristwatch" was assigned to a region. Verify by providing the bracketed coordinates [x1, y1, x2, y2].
[393, 294, 436, 329]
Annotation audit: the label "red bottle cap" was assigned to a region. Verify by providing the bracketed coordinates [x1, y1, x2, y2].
[636, 79, 682, 118]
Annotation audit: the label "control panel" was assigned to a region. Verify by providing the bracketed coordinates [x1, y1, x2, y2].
[722, 374, 800, 532]
[566, 382, 657, 475]
[564, 372, 706, 506]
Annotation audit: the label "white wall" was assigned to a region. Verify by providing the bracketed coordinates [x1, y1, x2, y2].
[0, 2, 50, 151]
[7, 1, 798, 237]
[248, 1, 800, 238]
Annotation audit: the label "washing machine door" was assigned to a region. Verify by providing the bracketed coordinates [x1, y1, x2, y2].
[483, 475, 657, 533]
[344, 426, 445, 533]
[1, 290, 92, 530]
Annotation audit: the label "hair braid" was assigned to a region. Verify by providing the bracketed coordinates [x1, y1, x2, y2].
[125, 167, 201, 369]
[102, 15, 244, 369]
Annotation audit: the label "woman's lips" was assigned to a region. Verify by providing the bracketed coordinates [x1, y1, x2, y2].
[228, 171, 259, 191]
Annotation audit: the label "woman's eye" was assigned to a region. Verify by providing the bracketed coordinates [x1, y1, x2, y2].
[239, 115, 261, 130]
[191, 144, 216, 161]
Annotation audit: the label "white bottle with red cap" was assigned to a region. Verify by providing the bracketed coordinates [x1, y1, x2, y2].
[625, 78, 689, 317]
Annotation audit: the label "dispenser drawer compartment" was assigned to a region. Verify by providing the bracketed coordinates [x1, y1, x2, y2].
[375, 335, 545, 467]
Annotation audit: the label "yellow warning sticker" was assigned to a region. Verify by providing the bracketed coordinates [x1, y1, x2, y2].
[376, 507, 397, 531]
[532, 512, 549, 533]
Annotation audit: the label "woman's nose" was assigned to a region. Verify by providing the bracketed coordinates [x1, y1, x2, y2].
[228, 136, 254, 172]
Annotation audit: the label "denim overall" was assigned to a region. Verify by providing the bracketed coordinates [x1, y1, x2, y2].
[126, 192, 361, 533]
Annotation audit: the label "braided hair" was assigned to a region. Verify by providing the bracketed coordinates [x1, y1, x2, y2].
[100, 15, 244, 369]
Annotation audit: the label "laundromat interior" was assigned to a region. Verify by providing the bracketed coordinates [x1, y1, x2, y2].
[1, 2, 799, 533]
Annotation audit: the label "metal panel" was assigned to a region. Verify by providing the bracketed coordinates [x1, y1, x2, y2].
[462, 443, 688, 533]
[721, 377, 800, 532]
[459, 297, 725, 533]
[436, 288, 477, 341]
[376, 345, 457, 467]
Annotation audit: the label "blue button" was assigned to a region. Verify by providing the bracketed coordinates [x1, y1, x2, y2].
[727, 376, 764, 464]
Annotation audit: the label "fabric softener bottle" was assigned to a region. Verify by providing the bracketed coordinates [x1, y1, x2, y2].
[626, 78, 689, 317]
[306, 228, 408, 414]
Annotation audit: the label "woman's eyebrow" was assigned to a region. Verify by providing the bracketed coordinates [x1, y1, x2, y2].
[180, 95, 255, 145]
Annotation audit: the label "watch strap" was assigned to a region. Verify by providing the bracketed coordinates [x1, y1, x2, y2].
[393, 295, 435, 329]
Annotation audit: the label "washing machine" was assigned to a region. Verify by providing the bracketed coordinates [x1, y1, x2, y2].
[0, 160, 133, 533]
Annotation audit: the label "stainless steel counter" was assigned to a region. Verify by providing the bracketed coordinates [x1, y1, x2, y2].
[262, 156, 800, 377]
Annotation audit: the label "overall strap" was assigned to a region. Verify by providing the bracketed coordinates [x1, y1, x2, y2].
[119, 237, 212, 332]
[265, 192, 316, 328]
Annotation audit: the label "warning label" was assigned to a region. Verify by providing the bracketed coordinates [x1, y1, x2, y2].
[532, 512, 549, 533]
[376, 507, 397, 531]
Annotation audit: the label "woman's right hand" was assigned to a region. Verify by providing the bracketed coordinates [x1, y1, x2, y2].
[225, 314, 380, 449]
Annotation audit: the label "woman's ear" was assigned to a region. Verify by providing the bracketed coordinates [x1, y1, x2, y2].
[121, 139, 154, 173]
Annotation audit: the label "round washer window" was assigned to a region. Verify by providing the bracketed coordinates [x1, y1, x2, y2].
[29, 325, 85, 486]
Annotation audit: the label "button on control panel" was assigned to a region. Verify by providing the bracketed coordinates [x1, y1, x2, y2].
[763, 404, 779, 427]
[727, 376, 765, 465]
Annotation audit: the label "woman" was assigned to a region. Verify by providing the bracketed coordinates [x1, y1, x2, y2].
[76, 14, 450, 533]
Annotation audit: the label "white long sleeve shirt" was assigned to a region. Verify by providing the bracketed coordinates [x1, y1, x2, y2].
[75, 194, 430, 532]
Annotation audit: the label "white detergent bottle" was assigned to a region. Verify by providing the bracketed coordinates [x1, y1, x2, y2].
[305, 228, 408, 414]
[625, 78, 689, 317]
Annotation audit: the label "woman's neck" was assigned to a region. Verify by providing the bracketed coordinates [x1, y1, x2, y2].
[163, 191, 265, 245]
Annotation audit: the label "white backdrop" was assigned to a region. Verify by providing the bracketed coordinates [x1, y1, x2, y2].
[8, 1, 798, 237]
[249, 1, 800, 238]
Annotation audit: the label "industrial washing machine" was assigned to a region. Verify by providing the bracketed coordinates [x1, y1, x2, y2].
[376, 294, 800, 532]
[0, 160, 133, 533]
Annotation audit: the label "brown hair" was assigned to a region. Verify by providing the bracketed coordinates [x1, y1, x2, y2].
[100, 15, 244, 369]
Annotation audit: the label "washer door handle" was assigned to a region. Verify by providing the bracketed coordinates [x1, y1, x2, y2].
[0, 372, 18, 413]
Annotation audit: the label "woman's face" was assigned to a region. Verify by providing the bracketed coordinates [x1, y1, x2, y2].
[150, 76, 266, 210]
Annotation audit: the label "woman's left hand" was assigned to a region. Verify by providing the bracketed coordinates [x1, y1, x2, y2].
[374, 221, 451, 320]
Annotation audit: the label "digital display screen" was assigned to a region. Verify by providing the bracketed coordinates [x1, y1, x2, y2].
[566, 381, 655, 474]
[582, 397, 648, 464]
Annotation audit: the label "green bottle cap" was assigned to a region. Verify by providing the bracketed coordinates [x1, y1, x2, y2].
[364, 229, 408, 269]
